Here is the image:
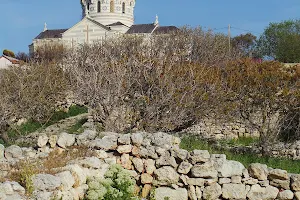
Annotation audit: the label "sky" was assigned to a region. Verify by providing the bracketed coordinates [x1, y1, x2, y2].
[0, 0, 300, 53]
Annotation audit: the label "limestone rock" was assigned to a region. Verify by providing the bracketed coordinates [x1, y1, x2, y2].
[0, 182, 14, 195]
[295, 192, 300, 200]
[247, 184, 279, 200]
[144, 159, 156, 174]
[121, 154, 132, 170]
[140, 146, 158, 159]
[156, 151, 178, 168]
[154, 187, 188, 200]
[132, 157, 144, 173]
[270, 178, 290, 190]
[186, 178, 205, 186]
[91, 135, 118, 150]
[202, 183, 222, 200]
[219, 160, 245, 177]
[76, 130, 97, 145]
[57, 132, 75, 148]
[154, 166, 180, 186]
[231, 175, 242, 184]
[0, 144, 4, 160]
[291, 174, 300, 191]
[10, 181, 25, 195]
[195, 186, 202, 199]
[170, 147, 188, 161]
[117, 145, 132, 154]
[118, 134, 131, 145]
[32, 174, 61, 191]
[277, 190, 294, 200]
[141, 184, 152, 198]
[248, 163, 269, 180]
[222, 184, 247, 199]
[131, 133, 144, 147]
[188, 150, 210, 164]
[32, 191, 53, 200]
[191, 162, 218, 178]
[65, 164, 87, 186]
[55, 171, 75, 191]
[141, 173, 153, 184]
[219, 178, 231, 185]
[95, 150, 108, 159]
[49, 135, 58, 148]
[269, 169, 289, 180]
[4, 145, 23, 160]
[151, 132, 177, 148]
[37, 134, 48, 148]
[188, 185, 197, 200]
[78, 157, 104, 169]
[177, 161, 193, 174]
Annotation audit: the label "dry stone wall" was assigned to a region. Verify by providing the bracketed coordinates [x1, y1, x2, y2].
[1, 131, 300, 200]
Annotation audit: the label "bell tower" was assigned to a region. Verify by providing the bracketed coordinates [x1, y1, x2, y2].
[81, 0, 135, 27]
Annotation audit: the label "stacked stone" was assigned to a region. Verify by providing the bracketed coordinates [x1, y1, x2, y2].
[2, 131, 300, 199]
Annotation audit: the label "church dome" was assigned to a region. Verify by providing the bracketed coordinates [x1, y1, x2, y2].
[81, 0, 135, 27]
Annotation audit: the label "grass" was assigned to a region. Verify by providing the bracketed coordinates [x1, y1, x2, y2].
[180, 135, 300, 174]
[219, 136, 259, 147]
[5, 105, 88, 145]
[67, 118, 88, 134]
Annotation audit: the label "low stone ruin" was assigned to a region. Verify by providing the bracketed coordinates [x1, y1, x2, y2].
[0, 130, 300, 200]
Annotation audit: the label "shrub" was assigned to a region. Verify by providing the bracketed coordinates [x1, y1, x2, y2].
[3, 49, 15, 58]
[86, 165, 138, 200]
[65, 27, 239, 133]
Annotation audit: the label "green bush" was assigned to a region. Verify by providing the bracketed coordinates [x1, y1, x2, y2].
[86, 165, 138, 200]
[3, 49, 15, 58]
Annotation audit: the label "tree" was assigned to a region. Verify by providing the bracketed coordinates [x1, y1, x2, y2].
[3, 49, 15, 58]
[232, 33, 258, 58]
[16, 52, 30, 62]
[258, 19, 300, 63]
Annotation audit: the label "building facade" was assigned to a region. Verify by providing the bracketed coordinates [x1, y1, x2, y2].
[29, 0, 178, 54]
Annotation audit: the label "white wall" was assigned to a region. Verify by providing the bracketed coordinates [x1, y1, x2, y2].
[0, 57, 12, 69]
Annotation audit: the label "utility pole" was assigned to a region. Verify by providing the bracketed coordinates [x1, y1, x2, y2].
[228, 24, 231, 54]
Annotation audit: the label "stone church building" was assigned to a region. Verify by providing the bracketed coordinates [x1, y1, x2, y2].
[29, 0, 177, 54]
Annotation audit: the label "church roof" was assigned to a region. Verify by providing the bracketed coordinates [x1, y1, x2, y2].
[153, 26, 179, 34]
[107, 21, 128, 27]
[126, 23, 157, 34]
[86, 18, 111, 31]
[34, 29, 68, 39]
[126, 24, 179, 34]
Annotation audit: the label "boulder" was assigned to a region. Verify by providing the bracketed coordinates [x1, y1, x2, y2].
[154, 166, 180, 186]
[32, 174, 61, 191]
[277, 190, 294, 200]
[57, 132, 75, 148]
[270, 178, 290, 190]
[188, 185, 197, 200]
[295, 192, 300, 200]
[188, 150, 210, 164]
[48, 135, 58, 148]
[202, 183, 222, 200]
[248, 163, 269, 180]
[247, 184, 279, 200]
[186, 178, 205, 186]
[32, 191, 53, 200]
[191, 162, 218, 178]
[0, 182, 14, 195]
[222, 184, 247, 199]
[219, 160, 245, 177]
[141, 184, 152, 199]
[78, 157, 104, 169]
[140, 146, 158, 159]
[76, 130, 97, 145]
[65, 164, 87, 186]
[154, 187, 188, 200]
[4, 145, 23, 160]
[37, 134, 48, 148]
[151, 132, 178, 148]
[121, 154, 132, 170]
[170, 147, 188, 161]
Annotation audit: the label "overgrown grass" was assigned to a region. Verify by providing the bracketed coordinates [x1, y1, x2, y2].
[180, 135, 300, 174]
[6, 105, 88, 144]
[219, 136, 259, 147]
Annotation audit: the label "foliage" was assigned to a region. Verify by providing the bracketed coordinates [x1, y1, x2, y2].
[221, 59, 300, 155]
[67, 118, 87, 134]
[232, 33, 260, 58]
[257, 19, 300, 62]
[65, 27, 240, 133]
[31, 43, 67, 62]
[180, 135, 300, 174]
[86, 164, 138, 200]
[15, 52, 30, 62]
[3, 49, 15, 58]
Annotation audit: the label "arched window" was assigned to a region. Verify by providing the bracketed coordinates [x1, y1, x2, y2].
[97, 1, 101, 12]
[122, 2, 125, 14]
[110, 0, 114, 13]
